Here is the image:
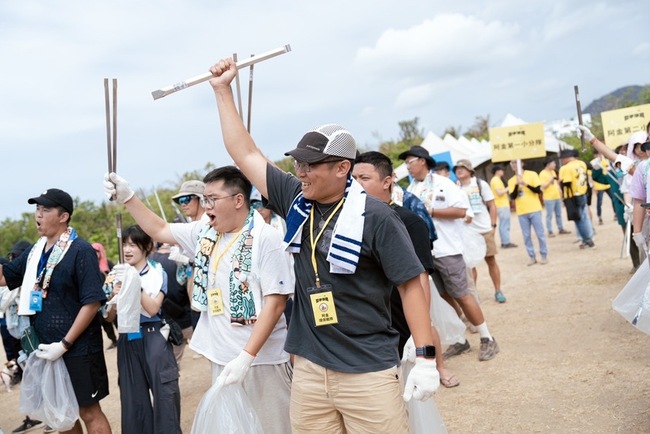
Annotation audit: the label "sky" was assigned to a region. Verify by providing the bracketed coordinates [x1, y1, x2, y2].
[1, 0, 648, 221]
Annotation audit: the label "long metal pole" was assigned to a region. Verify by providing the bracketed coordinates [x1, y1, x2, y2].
[151, 44, 291, 100]
[574, 85, 586, 151]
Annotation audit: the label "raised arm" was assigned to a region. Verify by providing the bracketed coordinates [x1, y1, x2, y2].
[103, 173, 176, 244]
[209, 59, 270, 199]
[578, 125, 618, 163]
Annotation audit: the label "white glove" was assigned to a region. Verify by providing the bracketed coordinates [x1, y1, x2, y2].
[103, 172, 135, 204]
[403, 357, 440, 402]
[577, 125, 595, 143]
[112, 263, 131, 283]
[401, 336, 416, 364]
[216, 350, 255, 386]
[169, 245, 190, 265]
[35, 342, 67, 361]
[633, 232, 647, 252]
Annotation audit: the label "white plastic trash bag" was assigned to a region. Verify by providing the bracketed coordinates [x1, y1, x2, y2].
[612, 260, 650, 335]
[191, 382, 263, 434]
[429, 277, 467, 346]
[111, 266, 142, 333]
[402, 359, 448, 434]
[461, 227, 486, 268]
[20, 353, 79, 432]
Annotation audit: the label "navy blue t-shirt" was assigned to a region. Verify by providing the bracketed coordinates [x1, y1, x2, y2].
[3, 238, 107, 356]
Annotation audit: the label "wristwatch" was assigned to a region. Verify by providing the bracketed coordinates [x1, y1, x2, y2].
[415, 345, 436, 359]
[492, 223, 497, 228]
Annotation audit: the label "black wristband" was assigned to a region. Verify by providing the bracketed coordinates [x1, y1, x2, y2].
[61, 338, 73, 350]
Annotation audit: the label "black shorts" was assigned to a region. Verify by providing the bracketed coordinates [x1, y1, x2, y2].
[63, 350, 109, 407]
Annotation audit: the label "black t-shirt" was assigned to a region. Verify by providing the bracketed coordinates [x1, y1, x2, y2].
[390, 204, 435, 358]
[266, 164, 424, 373]
[150, 251, 192, 329]
[3, 238, 106, 356]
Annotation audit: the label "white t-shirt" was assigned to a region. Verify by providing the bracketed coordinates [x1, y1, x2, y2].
[459, 177, 494, 234]
[408, 173, 468, 258]
[170, 216, 295, 366]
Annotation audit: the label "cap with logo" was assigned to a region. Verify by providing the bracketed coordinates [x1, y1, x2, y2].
[284, 124, 357, 163]
[27, 188, 74, 215]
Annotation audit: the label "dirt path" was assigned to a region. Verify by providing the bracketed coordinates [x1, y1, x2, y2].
[1, 205, 649, 433]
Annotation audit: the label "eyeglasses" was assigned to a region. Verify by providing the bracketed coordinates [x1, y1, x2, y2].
[176, 195, 194, 205]
[405, 158, 420, 166]
[200, 194, 238, 208]
[293, 158, 344, 173]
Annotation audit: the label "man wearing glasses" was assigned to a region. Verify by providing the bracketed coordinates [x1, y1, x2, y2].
[103, 167, 295, 433]
[206, 57, 439, 434]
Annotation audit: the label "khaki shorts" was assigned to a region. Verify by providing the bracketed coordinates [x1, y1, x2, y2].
[290, 356, 409, 434]
[482, 229, 498, 257]
[432, 254, 469, 299]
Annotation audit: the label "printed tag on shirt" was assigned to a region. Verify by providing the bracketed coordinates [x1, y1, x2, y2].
[308, 286, 338, 326]
[29, 290, 43, 312]
[208, 288, 224, 316]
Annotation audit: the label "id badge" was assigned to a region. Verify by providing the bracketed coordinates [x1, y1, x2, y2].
[127, 329, 142, 341]
[308, 284, 338, 326]
[29, 290, 43, 312]
[207, 288, 224, 316]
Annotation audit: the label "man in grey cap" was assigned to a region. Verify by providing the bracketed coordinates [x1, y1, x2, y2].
[0, 188, 112, 434]
[206, 57, 440, 434]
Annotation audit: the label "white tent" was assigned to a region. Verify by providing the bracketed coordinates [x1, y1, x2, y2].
[394, 114, 571, 180]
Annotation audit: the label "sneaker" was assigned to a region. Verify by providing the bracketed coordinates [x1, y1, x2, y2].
[495, 290, 506, 303]
[442, 340, 471, 360]
[599, 217, 603, 225]
[502, 243, 518, 248]
[559, 229, 571, 235]
[579, 240, 595, 249]
[539, 257, 548, 265]
[43, 426, 56, 433]
[527, 258, 537, 266]
[12, 417, 44, 433]
[479, 337, 500, 361]
[548, 232, 556, 238]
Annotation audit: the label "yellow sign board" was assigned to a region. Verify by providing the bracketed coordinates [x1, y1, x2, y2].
[489, 122, 546, 162]
[601, 104, 650, 148]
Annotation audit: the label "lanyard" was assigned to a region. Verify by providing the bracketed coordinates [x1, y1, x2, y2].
[309, 198, 345, 288]
[210, 228, 245, 280]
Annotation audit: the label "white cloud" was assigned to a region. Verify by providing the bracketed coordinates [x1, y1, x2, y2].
[354, 13, 522, 81]
[395, 84, 434, 110]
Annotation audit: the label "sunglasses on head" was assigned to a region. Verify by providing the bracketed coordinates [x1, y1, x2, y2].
[176, 195, 194, 205]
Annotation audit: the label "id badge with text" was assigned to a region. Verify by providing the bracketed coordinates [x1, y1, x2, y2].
[29, 290, 43, 312]
[208, 288, 225, 316]
[308, 284, 338, 326]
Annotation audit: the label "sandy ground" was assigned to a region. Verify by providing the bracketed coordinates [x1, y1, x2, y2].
[2, 204, 650, 433]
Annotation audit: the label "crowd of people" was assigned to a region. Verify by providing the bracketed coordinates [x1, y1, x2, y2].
[1, 57, 649, 433]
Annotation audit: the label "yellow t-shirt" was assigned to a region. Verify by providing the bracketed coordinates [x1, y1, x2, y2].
[507, 170, 543, 215]
[490, 176, 510, 208]
[538, 169, 561, 200]
[559, 159, 588, 196]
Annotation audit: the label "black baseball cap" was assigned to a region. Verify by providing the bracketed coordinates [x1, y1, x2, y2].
[28, 188, 74, 215]
[398, 145, 436, 169]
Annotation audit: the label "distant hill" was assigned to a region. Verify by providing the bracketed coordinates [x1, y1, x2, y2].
[583, 85, 650, 116]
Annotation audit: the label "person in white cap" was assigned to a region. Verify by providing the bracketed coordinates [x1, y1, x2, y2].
[172, 180, 205, 223]
[453, 159, 506, 304]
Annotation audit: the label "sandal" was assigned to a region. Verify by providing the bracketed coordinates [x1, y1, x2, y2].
[438, 369, 460, 388]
